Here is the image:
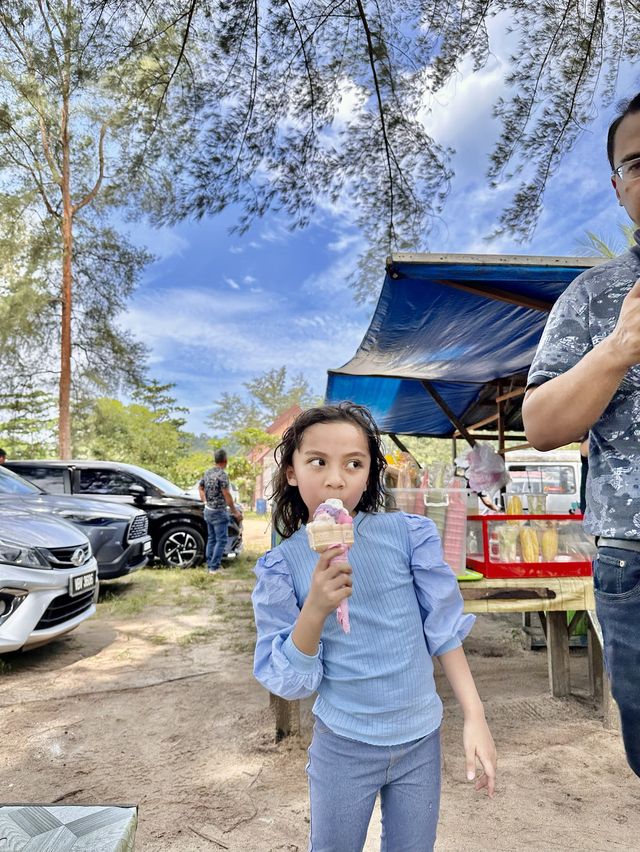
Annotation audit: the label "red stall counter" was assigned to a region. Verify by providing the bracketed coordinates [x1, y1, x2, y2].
[466, 514, 595, 579]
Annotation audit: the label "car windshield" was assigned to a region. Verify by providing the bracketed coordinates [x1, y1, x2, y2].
[0, 465, 43, 495]
[124, 464, 187, 496]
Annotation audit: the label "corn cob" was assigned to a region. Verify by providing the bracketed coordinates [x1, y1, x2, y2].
[541, 528, 559, 561]
[519, 526, 539, 563]
[506, 495, 523, 523]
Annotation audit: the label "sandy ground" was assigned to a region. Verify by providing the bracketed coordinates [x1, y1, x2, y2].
[1, 517, 639, 851]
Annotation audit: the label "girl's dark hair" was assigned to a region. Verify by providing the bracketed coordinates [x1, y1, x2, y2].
[271, 402, 387, 539]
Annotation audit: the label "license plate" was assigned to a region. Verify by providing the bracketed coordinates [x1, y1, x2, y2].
[143, 540, 152, 554]
[69, 569, 97, 597]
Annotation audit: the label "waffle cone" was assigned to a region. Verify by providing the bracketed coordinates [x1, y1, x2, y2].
[306, 523, 354, 551]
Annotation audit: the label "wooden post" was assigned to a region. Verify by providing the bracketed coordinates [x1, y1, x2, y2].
[270, 694, 300, 742]
[602, 683, 621, 731]
[586, 610, 621, 730]
[546, 611, 570, 697]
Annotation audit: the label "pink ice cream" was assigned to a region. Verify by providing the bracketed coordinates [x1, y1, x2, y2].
[306, 498, 354, 634]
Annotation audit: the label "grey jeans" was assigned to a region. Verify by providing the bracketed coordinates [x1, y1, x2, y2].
[306, 718, 441, 851]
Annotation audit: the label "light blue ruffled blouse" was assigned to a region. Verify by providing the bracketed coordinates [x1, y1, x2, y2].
[252, 511, 474, 746]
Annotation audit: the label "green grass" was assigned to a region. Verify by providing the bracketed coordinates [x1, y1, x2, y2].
[176, 626, 221, 646]
[94, 551, 260, 654]
[145, 633, 169, 645]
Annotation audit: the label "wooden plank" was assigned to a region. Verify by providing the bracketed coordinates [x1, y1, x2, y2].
[453, 433, 528, 442]
[495, 387, 527, 403]
[546, 611, 571, 697]
[497, 383, 505, 455]
[387, 251, 600, 269]
[464, 412, 498, 431]
[462, 577, 594, 615]
[420, 381, 476, 446]
[437, 278, 554, 312]
[462, 587, 556, 602]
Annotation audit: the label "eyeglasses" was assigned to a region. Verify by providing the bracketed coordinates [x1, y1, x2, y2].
[612, 155, 640, 181]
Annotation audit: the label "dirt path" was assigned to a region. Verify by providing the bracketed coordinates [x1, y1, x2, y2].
[1, 518, 638, 851]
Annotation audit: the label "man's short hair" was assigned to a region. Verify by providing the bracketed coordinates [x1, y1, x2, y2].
[607, 92, 640, 169]
[214, 449, 227, 464]
[0, 449, 6, 457]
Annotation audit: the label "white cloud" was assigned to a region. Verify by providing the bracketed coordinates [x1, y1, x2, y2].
[301, 232, 366, 297]
[224, 277, 241, 289]
[127, 223, 190, 261]
[119, 270, 371, 433]
[259, 221, 291, 243]
[243, 274, 257, 284]
[327, 233, 360, 253]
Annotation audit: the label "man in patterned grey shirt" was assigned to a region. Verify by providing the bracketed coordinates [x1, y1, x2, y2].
[199, 449, 242, 573]
[523, 92, 640, 778]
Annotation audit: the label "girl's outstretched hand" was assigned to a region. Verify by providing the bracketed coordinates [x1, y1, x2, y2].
[463, 715, 497, 798]
[306, 545, 353, 619]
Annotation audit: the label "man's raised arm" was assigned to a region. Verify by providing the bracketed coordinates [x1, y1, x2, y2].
[524, 279, 640, 450]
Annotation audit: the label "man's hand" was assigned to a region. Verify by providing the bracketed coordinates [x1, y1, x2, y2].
[609, 278, 640, 369]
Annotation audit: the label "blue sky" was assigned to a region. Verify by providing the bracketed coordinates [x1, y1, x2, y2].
[119, 39, 639, 436]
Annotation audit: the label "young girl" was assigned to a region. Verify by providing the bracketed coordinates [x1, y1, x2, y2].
[252, 402, 496, 851]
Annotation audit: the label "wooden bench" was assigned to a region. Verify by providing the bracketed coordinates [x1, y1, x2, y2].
[459, 576, 618, 726]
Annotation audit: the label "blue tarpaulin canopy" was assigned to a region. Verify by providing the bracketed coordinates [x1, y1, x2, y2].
[326, 253, 602, 439]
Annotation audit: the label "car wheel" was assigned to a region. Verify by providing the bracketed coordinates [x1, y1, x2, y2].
[157, 525, 204, 569]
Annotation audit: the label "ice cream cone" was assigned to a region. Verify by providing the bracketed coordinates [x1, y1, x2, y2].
[306, 523, 355, 551]
[307, 499, 354, 634]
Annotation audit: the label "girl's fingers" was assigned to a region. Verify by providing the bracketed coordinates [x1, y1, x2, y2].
[474, 754, 496, 798]
[475, 771, 496, 798]
[318, 544, 348, 565]
[465, 750, 476, 782]
[311, 547, 352, 609]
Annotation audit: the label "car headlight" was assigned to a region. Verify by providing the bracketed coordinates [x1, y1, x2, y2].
[0, 538, 51, 569]
[58, 513, 115, 526]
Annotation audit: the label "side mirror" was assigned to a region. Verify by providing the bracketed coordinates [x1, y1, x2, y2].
[128, 484, 146, 502]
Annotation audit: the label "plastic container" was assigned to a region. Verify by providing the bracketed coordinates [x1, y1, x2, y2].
[466, 513, 595, 579]
[388, 485, 469, 575]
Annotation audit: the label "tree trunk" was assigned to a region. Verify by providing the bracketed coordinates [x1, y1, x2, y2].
[59, 195, 73, 459]
[58, 11, 72, 459]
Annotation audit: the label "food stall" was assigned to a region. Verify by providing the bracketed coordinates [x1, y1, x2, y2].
[324, 252, 609, 712]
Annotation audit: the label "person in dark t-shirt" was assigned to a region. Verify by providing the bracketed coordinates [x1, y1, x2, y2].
[199, 449, 241, 573]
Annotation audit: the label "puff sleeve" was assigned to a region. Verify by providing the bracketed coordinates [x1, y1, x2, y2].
[404, 513, 475, 656]
[252, 549, 324, 699]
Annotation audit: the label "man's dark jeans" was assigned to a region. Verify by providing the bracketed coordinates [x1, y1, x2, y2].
[204, 507, 228, 571]
[594, 545, 640, 777]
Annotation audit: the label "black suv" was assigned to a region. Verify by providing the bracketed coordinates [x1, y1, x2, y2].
[5, 460, 242, 569]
